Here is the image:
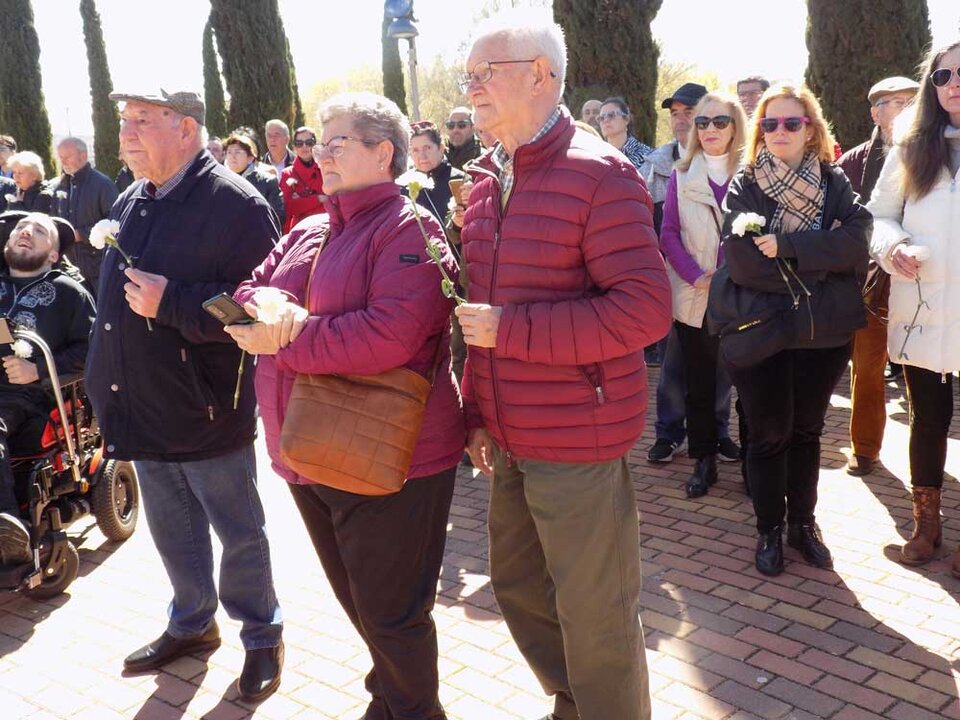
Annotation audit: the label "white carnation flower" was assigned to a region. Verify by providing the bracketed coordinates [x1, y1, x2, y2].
[901, 245, 931, 262]
[89, 218, 121, 251]
[731, 212, 767, 237]
[396, 170, 434, 201]
[253, 287, 288, 323]
[11, 339, 32, 359]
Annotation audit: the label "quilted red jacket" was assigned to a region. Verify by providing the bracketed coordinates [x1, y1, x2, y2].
[460, 110, 671, 463]
[280, 156, 325, 233]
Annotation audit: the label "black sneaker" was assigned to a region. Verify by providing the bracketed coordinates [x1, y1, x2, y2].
[647, 438, 679, 463]
[0, 512, 31, 566]
[717, 437, 741, 463]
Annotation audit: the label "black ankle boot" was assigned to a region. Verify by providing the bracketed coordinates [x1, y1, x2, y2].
[756, 525, 784, 576]
[787, 523, 833, 569]
[685, 455, 718, 498]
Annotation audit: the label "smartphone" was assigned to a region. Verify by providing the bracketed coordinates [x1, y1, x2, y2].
[203, 293, 255, 325]
[448, 177, 464, 202]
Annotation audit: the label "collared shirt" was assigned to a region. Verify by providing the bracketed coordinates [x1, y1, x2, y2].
[492, 106, 562, 208]
[620, 136, 654, 171]
[145, 153, 199, 199]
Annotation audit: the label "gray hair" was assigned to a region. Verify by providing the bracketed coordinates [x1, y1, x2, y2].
[57, 136, 88, 155]
[264, 118, 290, 136]
[319, 92, 409, 179]
[472, 9, 567, 99]
[8, 151, 45, 182]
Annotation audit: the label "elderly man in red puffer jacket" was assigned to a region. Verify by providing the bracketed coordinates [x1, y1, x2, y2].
[455, 11, 671, 720]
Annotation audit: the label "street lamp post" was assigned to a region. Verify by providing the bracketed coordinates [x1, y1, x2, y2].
[385, 0, 420, 121]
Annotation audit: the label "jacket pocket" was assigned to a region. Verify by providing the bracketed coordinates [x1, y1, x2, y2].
[182, 347, 218, 421]
[578, 363, 606, 405]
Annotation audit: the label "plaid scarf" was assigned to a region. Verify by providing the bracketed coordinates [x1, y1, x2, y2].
[751, 148, 824, 233]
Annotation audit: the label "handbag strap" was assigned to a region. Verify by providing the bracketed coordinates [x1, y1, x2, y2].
[302, 221, 446, 387]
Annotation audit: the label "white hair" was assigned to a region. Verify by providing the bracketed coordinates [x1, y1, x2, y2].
[57, 137, 88, 155]
[265, 119, 290, 136]
[8, 151, 45, 182]
[471, 9, 567, 99]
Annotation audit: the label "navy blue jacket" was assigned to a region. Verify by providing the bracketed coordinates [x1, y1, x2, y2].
[85, 151, 279, 461]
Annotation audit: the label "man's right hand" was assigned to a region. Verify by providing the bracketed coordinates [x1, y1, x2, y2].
[466, 427, 495, 476]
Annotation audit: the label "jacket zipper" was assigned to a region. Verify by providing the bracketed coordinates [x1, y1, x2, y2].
[182, 347, 216, 421]
[489, 171, 515, 465]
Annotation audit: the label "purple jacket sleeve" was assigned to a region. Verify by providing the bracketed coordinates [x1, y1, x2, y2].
[273, 215, 456, 376]
[659, 171, 705, 286]
[495, 164, 672, 365]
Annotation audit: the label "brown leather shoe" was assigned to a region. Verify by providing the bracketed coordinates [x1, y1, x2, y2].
[900, 487, 942, 566]
[846, 454, 876, 477]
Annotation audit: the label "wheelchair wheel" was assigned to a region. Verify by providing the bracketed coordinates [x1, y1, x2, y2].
[91, 460, 139, 542]
[29, 540, 79, 599]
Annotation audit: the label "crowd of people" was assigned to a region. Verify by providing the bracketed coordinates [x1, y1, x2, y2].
[0, 8, 957, 720]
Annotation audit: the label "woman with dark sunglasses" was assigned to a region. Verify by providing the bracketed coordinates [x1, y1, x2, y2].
[869, 41, 960, 577]
[715, 84, 871, 576]
[598, 96, 653, 170]
[659, 92, 746, 498]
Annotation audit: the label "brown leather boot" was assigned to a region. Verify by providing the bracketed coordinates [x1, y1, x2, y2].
[900, 487, 942, 566]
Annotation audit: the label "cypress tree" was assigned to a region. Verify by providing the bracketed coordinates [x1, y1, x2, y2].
[202, 18, 228, 138]
[805, 0, 931, 151]
[0, 0, 54, 177]
[287, 42, 305, 128]
[80, 0, 120, 177]
[209, 0, 299, 138]
[382, 12, 408, 115]
[554, 0, 662, 146]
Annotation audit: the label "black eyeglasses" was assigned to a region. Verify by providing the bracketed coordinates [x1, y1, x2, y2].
[930, 66, 960, 88]
[759, 116, 810, 133]
[293, 137, 317, 147]
[694, 115, 732, 130]
[445, 120, 472, 129]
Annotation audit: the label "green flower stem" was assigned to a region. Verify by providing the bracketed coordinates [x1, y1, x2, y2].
[407, 197, 466, 306]
[233, 350, 246, 410]
[107, 237, 153, 331]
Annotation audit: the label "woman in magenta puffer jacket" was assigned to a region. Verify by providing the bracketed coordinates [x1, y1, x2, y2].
[228, 92, 463, 720]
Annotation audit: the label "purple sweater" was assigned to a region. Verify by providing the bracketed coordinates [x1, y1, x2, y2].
[659, 170, 728, 285]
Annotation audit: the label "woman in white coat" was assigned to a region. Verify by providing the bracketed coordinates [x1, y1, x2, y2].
[869, 40, 960, 575]
[659, 92, 747, 498]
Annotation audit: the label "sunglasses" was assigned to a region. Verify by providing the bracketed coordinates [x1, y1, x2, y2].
[930, 67, 960, 88]
[293, 137, 317, 147]
[445, 120, 472, 129]
[694, 115, 732, 130]
[759, 116, 810, 133]
[597, 111, 627, 122]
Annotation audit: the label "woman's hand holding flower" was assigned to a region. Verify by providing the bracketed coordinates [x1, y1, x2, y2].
[891, 244, 929, 280]
[754, 234, 778, 258]
[224, 297, 308, 355]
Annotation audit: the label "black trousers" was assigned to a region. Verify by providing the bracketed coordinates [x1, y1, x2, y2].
[0, 401, 49, 516]
[903, 365, 955, 488]
[288, 467, 456, 720]
[728, 344, 851, 533]
[674, 321, 720, 459]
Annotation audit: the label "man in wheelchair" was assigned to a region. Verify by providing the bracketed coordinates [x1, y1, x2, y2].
[0, 211, 95, 566]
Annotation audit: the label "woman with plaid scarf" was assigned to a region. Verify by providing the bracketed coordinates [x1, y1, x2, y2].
[716, 84, 871, 577]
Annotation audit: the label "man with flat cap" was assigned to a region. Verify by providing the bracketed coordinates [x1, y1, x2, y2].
[84, 88, 284, 700]
[0, 212, 94, 565]
[839, 76, 919, 477]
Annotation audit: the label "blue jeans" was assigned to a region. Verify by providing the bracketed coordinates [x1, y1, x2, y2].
[654, 324, 733, 444]
[136, 444, 282, 649]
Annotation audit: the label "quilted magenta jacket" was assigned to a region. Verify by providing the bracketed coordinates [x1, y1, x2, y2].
[235, 181, 465, 483]
[460, 110, 672, 463]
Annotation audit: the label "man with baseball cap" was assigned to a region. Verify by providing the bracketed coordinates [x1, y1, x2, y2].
[84, 88, 284, 700]
[839, 75, 919, 478]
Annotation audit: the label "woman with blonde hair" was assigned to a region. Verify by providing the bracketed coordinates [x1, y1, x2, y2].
[6, 151, 51, 214]
[660, 91, 746, 498]
[869, 41, 960, 575]
[712, 83, 871, 575]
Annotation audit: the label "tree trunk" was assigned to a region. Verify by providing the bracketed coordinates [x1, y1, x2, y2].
[209, 0, 298, 139]
[202, 17, 228, 139]
[554, 0, 662, 146]
[0, 0, 54, 177]
[805, 0, 931, 151]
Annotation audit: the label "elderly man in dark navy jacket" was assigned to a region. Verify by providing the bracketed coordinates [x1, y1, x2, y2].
[84, 89, 283, 701]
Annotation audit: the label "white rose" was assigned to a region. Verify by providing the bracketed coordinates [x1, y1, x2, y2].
[89, 218, 121, 250]
[285, 177, 297, 187]
[252, 287, 288, 323]
[11, 339, 32, 359]
[731, 212, 767, 237]
[396, 170, 435, 200]
[901, 245, 931, 262]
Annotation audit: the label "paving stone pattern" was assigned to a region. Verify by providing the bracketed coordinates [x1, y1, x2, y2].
[0, 369, 958, 719]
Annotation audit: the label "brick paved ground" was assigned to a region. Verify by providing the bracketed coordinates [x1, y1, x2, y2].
[0, 368, 958, 719]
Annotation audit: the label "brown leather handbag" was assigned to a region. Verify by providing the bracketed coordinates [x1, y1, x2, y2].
[279, 227, 442, 495]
